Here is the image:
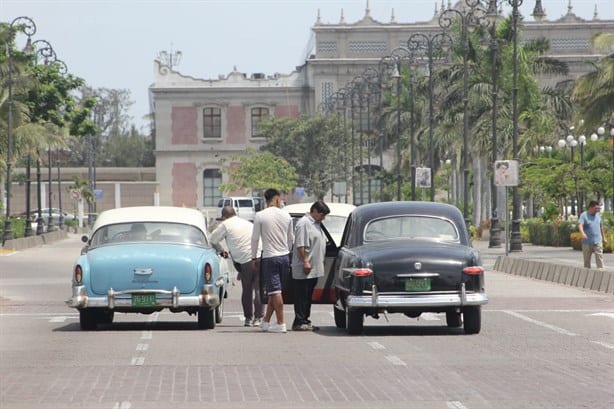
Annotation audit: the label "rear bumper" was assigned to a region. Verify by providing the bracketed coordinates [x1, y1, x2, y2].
[66, 283, 221, 309]
[346, 284, 488, 309]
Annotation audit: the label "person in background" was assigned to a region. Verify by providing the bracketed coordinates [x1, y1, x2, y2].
[578, 200, 607, 270]
[210, 206, 263, 327]
[291, 200, 330, 331]
[251, 188, 294, 333]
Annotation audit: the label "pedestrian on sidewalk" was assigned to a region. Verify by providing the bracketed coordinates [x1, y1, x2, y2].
[210, 206, 264, 327]
[251, 188, 294, 333]
[291, 200, 330, 331]
[578, 200, 607, 270]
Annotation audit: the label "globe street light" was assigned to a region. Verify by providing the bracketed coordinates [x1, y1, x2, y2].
[558, 134, 578, 217]
[3, 16, 36, 243]
[407, 31, 452, 202]
[439, 0, 489, 231]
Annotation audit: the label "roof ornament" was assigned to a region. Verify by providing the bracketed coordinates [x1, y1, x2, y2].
[340, 8, 345, 24]
[567, 0, 573, 15]
[390, 8, 396, 23]
[532, 0, 546, 21]
[593, 4, 598, 20]
[365, 0, 371, 17]
[316, 8, 321, 25]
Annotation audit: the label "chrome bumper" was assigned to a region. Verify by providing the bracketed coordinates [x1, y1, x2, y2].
[347, 284, 488, 309]
[66, 284, 220, 309]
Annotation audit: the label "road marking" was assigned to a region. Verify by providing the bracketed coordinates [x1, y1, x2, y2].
[447, 401, 469, 409]
[588, 312, 614, 320]
[140, 331, 152, 340]
[419, 313, 441, 321]
[130, 357, 144, 366]
[48, 316, 67, 323]
[367, 341, 386, 350]
[113, 401, 132, 409]
[502, 310, 577, 336]
[590, 341, 614, 350]
[136, 343, 149, 351]
[385, 355, 407, 366]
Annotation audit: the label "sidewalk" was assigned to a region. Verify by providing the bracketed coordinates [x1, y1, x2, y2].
[473, 239, 614, 272]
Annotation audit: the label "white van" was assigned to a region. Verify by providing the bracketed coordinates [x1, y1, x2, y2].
[216, 197, 261, 222]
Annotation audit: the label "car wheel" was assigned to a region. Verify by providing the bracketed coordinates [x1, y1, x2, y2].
[215, 294, 224, 324]
[79, 308, 99, 331]
[446, 311, 462, 328]
[346, 308, 363, 335]
[100, 309, 114, 325]
[333, 305, 346, 329]
[198, 307, 216, 329]
[463, 306, 481, 334]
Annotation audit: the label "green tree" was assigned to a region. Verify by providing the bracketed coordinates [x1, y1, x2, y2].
[220, 149, 297, 194]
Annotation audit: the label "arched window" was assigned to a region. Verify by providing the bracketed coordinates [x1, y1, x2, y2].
[203, 169, 222, 206]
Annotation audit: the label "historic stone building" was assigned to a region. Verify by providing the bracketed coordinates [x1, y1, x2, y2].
[149, 0, 613, 212]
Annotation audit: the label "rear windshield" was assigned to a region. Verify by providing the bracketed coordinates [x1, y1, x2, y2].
[364, 215, 459, 243]
[90, 222, 208, 247]
[237, 199, 254, 208]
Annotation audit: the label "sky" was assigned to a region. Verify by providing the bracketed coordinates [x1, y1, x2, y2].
[2, 0, 613, 132]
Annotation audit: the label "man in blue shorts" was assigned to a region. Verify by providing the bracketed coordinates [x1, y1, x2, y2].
[578, 201, 607, 270]
[251, 188, 294, 333]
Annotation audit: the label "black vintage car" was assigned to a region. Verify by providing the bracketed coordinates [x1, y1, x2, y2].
[332, 201, 488, 335]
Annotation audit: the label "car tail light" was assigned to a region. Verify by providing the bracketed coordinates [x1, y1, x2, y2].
[463, 266, 484, 275]
[74, 265, 83, 284]
[204, 263, 212, 283]
[352, 268, 373, 277]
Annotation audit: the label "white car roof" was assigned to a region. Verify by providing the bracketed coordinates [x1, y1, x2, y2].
[92, 206, 207, 231]
[283, 202, 356, 217]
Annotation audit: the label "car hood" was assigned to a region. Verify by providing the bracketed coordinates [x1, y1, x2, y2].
[350, 239, 480, 291]
[85, 243, 213, 295]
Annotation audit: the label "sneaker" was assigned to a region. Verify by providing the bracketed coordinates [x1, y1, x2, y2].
[252, 318, 262, 327]
[244, 318, 252, 327]
[267, 323, 287, 333]
[260, 321, 270, 332]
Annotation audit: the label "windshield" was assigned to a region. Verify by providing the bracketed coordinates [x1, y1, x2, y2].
[364, 215, 459, 243]
[90, 222, 208, 247]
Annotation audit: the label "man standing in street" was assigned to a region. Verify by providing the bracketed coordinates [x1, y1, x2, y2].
[578, 200, 608, 270]
[251, 188, 294, 333]
[291, 200, 330, 331]
[210, 206, 264, 326]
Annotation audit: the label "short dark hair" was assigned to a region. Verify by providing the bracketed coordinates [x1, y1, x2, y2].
[264, 188, 281, 203]
[221, 206, 236, 219]
[588, 200, 599, 209]
[310, 200, 330, 215]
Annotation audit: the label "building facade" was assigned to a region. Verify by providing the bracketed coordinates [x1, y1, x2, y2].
[149, 1, 613, 211]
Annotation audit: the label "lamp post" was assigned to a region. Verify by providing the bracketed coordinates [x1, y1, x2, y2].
[439, 0, 488, 231]
[558, 134, 578, 218]
[3, 16, 36, 243]
[407, 32, 452, 202]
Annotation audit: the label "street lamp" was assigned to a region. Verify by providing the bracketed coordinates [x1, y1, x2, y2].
[558, 134, 578, 217]
[407, 31, 452, 202]
[439, 0, 489, 231]
[3, 16, 36, 243]
[391, 61, 403, 201]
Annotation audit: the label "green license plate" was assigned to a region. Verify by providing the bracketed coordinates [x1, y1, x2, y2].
[132, 293, 156, 307]
[405, 277, 431, 292]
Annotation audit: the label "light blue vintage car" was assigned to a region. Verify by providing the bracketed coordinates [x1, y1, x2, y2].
[66, 206, 230, 330]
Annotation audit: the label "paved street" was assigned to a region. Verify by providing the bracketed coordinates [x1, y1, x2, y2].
[1, 234, 613, 409]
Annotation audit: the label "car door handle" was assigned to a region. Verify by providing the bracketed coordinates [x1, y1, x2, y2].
[133, 268, 153, 275]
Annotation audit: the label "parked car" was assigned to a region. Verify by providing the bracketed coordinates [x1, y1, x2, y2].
[282, 202, 356, 304]
[215, 197, 260, 221]
[31, 208, 75, 225]
[66, 206, 230, 330]
[331, 201, 488, 335]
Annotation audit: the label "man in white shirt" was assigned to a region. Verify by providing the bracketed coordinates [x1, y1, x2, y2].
[251, 188, 294, 333]
[210, 206, 263, 326]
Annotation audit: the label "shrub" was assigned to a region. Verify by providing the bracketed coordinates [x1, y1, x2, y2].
[570, 231, 614, 253]
[526, 218, 575, 247]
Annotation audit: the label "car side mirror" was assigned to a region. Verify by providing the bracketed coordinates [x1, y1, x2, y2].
[81, 235, 88, 243]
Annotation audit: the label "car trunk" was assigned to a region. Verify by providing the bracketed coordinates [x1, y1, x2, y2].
[356, 239, 476, 292]
[88, 243, 203, 295]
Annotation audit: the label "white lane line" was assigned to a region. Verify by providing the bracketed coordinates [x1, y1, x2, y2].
[590, 341, 614, 350]
[419, 313, 441, 321]
[367, 341, 386, 350]
[502, 310, 577, 336]
[140, 331, 152, 340]
[385, 355, 407, 366]
[136, 343, 149, 352]
[588, 312, 614, 320]
[447, 401, 469, 409]
[113, 401, 131, 409]
[130, 357, 144, 366]
[48, 316, 67, 323]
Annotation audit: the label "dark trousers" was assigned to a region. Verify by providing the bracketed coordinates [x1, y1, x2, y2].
[292, 277, 317, 327]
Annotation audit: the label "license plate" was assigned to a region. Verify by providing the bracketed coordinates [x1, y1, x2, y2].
[405, 277, 431, 292]
[132, 293, 156, 307]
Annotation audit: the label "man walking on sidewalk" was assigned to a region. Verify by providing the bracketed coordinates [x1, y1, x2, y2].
[578, 200, 607, 270]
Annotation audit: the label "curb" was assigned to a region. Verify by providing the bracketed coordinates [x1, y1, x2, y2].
[493, 256, 614, 294]
[1, 230, 69, 251]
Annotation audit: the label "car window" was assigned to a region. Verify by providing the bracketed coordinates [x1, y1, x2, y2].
[90, 222, 208, 247]
[237, 199, 254, 208]
[364, 216, 459, 242]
